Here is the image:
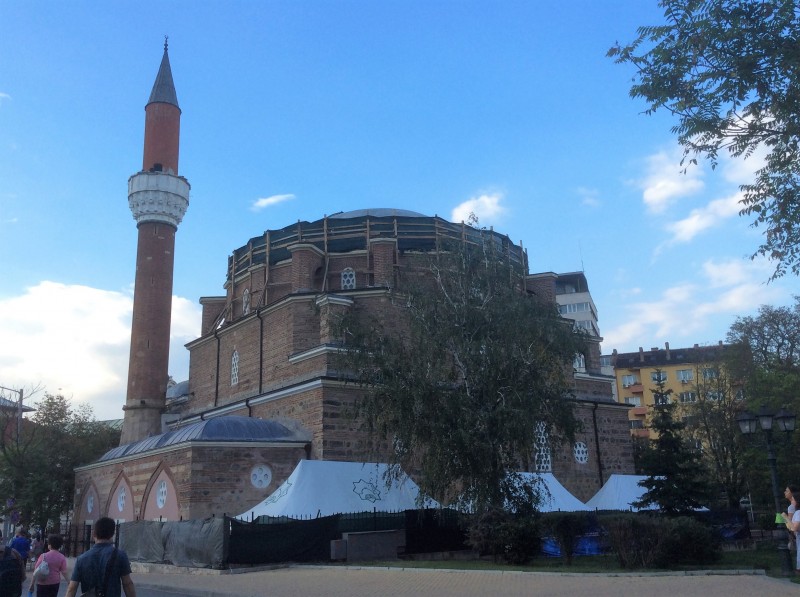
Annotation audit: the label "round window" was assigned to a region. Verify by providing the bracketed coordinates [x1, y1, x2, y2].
[250, 465, 273, 489]
[573, 442, 589, 464]
[156, 480, 168, 509]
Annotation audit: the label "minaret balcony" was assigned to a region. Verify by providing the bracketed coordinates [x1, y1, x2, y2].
[128, 171, 190, 228]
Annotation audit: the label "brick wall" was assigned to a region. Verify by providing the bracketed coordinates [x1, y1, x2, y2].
[552, 401, 635, 501]
[74, 443, 307, 522]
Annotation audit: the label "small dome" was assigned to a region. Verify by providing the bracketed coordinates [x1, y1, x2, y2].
[98, 415, 308, 462]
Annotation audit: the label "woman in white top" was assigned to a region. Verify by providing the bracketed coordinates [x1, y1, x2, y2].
[782, 491, 800, 573]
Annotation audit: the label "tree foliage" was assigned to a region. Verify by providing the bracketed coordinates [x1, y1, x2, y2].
[335, 237, 583, 514]
[636, 373, 711, 514]
[725, 297, 800, 506]
[0, 393, 120, 531]
[727, 296, 800, 405]
[609, 0, 800, 278]
[682, 360, 747, 508]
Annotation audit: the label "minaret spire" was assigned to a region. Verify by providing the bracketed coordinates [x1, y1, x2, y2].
[122, 43, 190, 445]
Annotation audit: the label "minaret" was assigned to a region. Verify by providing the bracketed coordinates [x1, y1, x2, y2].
[121, 39, 190, 445]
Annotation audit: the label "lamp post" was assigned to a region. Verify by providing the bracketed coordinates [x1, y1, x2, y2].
[737, 407, 796, 576]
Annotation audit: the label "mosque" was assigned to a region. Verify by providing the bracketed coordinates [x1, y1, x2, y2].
[73, 45, 634, 525]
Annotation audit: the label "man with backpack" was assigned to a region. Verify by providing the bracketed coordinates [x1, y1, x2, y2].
[0, 540, 26, 597]
[65, 517, 136, 597]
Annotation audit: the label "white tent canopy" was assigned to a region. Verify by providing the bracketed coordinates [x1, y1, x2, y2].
[236, 460, 438, 520]
[584, 474, 656, 511]
[512, 472, 590, 512]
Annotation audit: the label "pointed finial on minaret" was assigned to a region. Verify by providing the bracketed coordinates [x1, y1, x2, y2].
[164, 35, 169, 52]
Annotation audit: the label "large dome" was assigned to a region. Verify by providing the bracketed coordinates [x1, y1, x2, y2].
[329, 208, 428, 219]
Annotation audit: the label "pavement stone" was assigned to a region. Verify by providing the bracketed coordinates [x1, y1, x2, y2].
[57, 557, 799, 596]
[129, 565, 797, 597]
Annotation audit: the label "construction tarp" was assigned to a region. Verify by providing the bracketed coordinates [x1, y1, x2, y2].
[584, 474, 656, 511]
[236, 460, 438, 520]
[119, 517, 227, 568]
[512, 472, 590, 512]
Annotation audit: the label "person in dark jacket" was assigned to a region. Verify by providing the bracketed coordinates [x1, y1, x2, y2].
[65, 518, 135, 597]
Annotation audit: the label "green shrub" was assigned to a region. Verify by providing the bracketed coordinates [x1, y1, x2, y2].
[467, 509, 541, 565]
[542, 512, 589, 566]
[601, 514, 666, 568]
[653, 516, 721, 568]
[600, 513, 722, 569]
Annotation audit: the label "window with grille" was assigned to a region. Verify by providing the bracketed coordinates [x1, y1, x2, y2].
[341, 267, 356, 290]
[242, 288, 250, 315]
[231, 350, 239, 386]
[534, 422, 552, 472]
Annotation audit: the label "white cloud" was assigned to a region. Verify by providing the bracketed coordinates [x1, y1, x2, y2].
[576, 186, 601, 208]
[251, 194, 295, 211]
[0, 282, 200, 421]
[601, 257, 787, 354]
[663, 191, 743, 244]
[0, 92, 10, 105]
[719, 144, 767, 185]
[638, 149, 704, 214]
[451, 192, 506, 225]
[700, 256, 774, 289]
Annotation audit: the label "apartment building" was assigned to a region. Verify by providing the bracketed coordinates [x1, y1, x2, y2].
[606, 342, 729, 438]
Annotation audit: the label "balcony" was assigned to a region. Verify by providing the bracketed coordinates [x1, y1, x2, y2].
[631, 428, 651, 439]
[630, 406, 647, 417]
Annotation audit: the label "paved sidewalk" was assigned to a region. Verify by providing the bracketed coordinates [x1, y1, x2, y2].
[127, 564, 798, 597]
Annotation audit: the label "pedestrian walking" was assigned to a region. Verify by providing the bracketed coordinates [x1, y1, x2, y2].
[9, 527, 31, 564]
[28, 534, 69, 597]
[64, 517, 135, 597]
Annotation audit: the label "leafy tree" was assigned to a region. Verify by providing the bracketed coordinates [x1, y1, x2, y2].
[335, 235, 583, 515]
[727, 297, 800, 406]
[636, 372, 711, 513]
[681, 361, 747, 508]
[609, 0, 800, 278]
[725, 297, 800, 506]
[0, 393, 120, 532]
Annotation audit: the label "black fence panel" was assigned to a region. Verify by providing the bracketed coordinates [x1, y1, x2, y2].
[404, 509, 469, 554]
[336, 511, 406, 535]
[228, 515, 340, 564]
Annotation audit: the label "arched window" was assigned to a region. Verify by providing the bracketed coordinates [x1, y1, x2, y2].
[242, 288, 250, 316]
[573, 353, 586, 372]
[341, 267, 356, 290]
[231, 350, 239, 386]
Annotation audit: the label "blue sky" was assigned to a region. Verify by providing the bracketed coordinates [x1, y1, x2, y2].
[0, 1, 796, 420]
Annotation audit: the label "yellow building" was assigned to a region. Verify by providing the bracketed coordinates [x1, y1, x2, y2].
[606, 342, 729, 439]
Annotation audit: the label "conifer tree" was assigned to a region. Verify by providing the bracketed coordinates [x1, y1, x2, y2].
[635, 371, 711, 514]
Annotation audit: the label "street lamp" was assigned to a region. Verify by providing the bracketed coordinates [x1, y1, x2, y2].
[737, 407, 796, 576]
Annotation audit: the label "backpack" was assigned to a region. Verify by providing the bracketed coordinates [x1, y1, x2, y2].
[0, 547, 23, 597]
